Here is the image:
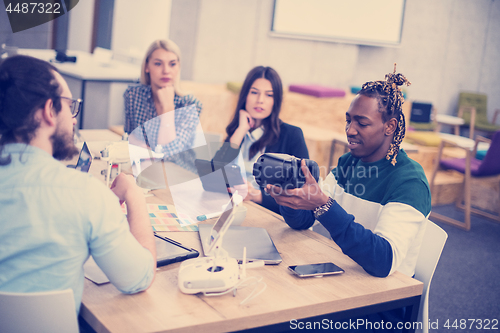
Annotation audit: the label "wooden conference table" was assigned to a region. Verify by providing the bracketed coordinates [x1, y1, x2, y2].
[78, 130, 423, 333]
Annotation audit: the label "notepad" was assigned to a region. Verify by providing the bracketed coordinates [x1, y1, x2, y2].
[121, 203, 199, 232]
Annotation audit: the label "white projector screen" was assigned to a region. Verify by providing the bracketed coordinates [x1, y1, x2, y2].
[271, 0, 406, 47]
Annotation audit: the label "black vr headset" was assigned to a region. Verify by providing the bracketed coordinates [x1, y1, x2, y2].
[253, 153, 320, 189]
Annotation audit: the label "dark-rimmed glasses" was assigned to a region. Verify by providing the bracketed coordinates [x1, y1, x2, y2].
[60, 96, 83, 118]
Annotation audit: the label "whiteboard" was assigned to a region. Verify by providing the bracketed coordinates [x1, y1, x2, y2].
[271, 0, 406, 47]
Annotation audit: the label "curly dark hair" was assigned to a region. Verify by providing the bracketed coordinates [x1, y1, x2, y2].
[358, 64, 411, 165]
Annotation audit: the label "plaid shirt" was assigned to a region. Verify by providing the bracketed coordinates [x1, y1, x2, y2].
[124, 84, 202, 171]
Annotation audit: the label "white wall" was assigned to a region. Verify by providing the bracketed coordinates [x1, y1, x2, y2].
[351, 0, 500, 120]
[180, 0, 500, 122]
[65, 0, 174, 128]
[15, 0, 499, 126]
[112, 0, 172, 61]
[66, 0, 172, 58]
[67, 0, 95, 52]
[191, 0, 358, 88]
[107, 0, 172, 127]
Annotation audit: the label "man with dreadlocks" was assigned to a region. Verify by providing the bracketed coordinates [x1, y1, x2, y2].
[268, 67, 430, 330]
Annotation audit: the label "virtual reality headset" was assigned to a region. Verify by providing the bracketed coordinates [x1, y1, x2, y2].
[253, 153, 319, 189]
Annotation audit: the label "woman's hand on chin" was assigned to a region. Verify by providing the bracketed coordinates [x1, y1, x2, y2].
[238, 110, 255, 132]
[155, 85, 175, 115]
[229, 110, 254, 146]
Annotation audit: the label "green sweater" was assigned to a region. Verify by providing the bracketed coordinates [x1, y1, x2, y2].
[281, 150, 431, 277]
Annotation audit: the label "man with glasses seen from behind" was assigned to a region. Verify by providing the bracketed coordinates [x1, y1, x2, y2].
[0, 55, 156, 315]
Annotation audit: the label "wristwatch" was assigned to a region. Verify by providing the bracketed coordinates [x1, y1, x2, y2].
[313, 197, 334, 219]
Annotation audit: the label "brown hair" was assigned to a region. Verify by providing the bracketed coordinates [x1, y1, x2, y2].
[0, 55, 62, 165]
[225, 66, 283, 159]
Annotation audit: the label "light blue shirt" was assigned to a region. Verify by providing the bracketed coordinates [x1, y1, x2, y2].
[0, 144, 155, 313]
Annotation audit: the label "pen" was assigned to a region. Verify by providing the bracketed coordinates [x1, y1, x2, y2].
[196, 211, 223, 221]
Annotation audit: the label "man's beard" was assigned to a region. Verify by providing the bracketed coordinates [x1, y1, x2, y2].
[51, 125, 79, 161]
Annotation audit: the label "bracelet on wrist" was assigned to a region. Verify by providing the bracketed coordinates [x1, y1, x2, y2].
[313, 197, 334, 219]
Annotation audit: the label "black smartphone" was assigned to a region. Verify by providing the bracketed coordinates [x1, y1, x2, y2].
[288, 262, 344, 278]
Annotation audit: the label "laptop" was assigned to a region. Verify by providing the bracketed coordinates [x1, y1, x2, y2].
[198, 199, 282, 265]
[195, 159, 245, 193]
[69, 142, 93, 172]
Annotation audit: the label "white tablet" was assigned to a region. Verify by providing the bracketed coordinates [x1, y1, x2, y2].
[204, 193, 243, 256]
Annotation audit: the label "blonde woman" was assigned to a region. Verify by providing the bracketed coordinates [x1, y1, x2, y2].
[124, 39, 202, 161]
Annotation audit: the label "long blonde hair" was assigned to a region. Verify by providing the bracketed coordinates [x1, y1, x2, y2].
[140, 39, 182, 95]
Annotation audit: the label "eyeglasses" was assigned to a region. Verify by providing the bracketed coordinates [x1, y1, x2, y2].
[60, 96, 83, 118]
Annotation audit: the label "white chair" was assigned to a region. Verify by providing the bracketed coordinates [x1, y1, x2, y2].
[414, 220, 448, 333]
[0, 289, 79, 333]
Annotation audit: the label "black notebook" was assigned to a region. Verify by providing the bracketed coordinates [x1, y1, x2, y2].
[84, 234, 199, 285]
[154, 233, 199, 267]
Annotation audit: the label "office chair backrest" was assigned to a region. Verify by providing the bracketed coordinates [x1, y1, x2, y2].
[477, 130, 500, 176]
[0, 289, 79, 333]
[414, 220, 448, 333]
[458, 92, 488, 125]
